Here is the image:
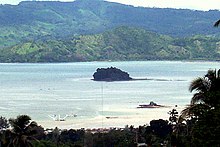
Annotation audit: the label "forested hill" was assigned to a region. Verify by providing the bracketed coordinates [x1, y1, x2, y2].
[0, 0, 220, 49]
[1, 26, 220, 62]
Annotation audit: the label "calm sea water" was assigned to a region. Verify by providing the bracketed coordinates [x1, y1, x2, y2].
[0, 61, 219, 121]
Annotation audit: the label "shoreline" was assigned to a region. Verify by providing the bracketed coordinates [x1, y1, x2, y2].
[0, 59, 219, 64]
[37, 106, 184, 130]
[92, 78, 186, 82]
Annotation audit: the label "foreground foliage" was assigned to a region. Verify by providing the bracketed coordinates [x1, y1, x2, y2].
[0, 116, 173, 147]
[172, 69, 220, 146]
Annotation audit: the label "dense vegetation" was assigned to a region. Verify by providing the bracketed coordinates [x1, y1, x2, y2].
[0, 115, 181, 146]
[1, 0, 220, 47]
[0, 0, 220, 62]
[93, 67, 132, 81]
[1, 26, 220, 62]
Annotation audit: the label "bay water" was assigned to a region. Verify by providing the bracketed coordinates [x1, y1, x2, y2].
[0, 61, 219, 127]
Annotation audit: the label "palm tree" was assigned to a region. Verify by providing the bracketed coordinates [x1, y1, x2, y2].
[180, 69, 220, 119]
[8, 115, 40, 147]
[177, 69, 220, 146]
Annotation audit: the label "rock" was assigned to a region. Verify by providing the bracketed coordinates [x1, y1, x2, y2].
[93, 67, 132, 81]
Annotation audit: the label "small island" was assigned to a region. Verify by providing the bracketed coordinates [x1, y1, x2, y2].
[93, 67, 132, 81]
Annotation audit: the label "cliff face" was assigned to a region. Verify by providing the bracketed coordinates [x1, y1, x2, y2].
[93, 67, 132, 81]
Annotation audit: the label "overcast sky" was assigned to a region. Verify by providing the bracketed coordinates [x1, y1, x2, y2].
[0, 0, 219, 11]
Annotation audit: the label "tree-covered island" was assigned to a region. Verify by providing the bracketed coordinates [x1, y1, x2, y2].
[93, 67, 132, 81]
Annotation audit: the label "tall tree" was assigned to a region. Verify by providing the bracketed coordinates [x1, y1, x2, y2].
[178, 69, 220, 146]
[0, 116, 9, 147]
[180, 69, 220, 119]
[8, 115, 40, 147]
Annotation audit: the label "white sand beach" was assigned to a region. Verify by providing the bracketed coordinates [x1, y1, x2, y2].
[37, 106, 184, 130]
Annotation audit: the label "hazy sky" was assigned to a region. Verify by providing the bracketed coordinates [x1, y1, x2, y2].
[0, 0, 219, 11]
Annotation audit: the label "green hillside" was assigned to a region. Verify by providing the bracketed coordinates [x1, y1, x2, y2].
[0, 0, 220, 49]
[1, 26, 220, 62]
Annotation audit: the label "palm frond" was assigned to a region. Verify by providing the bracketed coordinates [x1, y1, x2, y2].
[214, 19, 220, 27]
[9, 118, 22, 134]
[191, 93, 206, 104]
[16, 115, 31, 127]
[177, 115, 186, 123]
[29, 121, 38, 127]
[8, 115, 39, 147]
[189, 77, 210, 92]
[180, 105, 193, 119]
[180, 104, 211, 119]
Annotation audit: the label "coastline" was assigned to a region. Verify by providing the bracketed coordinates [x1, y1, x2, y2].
[2, 61, 213, 131]
[37, 106, 184, 130]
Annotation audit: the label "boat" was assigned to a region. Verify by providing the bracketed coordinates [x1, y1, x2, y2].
[106, 116, 118, 119]
[137, 101, 164, 108]
[48, 114, 77, 121]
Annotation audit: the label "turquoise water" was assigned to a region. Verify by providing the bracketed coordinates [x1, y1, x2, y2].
[0, 61, 219, 121]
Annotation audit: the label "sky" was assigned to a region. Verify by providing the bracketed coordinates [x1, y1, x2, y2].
[0, 0, 219, 11]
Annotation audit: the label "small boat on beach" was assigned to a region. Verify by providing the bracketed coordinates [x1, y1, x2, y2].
[106, 116, 118, 119]
[137, 101, 164, 108]
[48, 114, 77, 121]
[48, 114, 69, 121]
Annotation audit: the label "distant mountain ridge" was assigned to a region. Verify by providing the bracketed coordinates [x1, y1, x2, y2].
[1, 0, 220, 62]
[0, 0, 220, 48]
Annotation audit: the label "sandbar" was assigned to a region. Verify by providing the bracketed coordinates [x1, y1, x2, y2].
[37, 105, 184, 130]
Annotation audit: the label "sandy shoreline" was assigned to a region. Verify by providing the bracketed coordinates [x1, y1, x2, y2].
[37, 106, 184, 130]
